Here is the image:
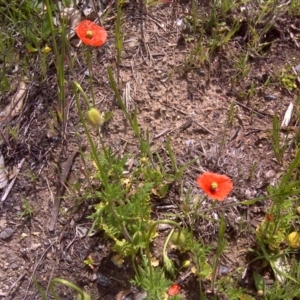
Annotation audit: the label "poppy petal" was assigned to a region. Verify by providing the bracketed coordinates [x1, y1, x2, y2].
[168, 283, 180, 296]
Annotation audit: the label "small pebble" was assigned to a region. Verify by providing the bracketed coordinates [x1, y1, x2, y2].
[0, 228, 14, 240]
[196, 69, 206, 77]
[97, 273, 110, 287]
[219, 265, 229, 276]
[265, 169, 275, 179]
[264, 94, 277, 101]
[134, 292, 147, 300]
[257, 290, 264, 296]
[89, 273, 98, 282]
[157, 224, 173, 231]
[295, 63, 300, 73]
[10, 263, 19, 270]
[64, 254, 72, 263]
[256, 199, 265, 206]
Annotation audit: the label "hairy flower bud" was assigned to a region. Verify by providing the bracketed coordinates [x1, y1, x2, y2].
[87, 108, 104, 128]
[171, 231, 186, 247]
[286, 231, 300, 248]
[42, 45, 52, 54]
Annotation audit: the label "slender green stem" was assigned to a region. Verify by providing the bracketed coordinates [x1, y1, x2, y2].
[86, 46, 95, 106]
[73, 81, 108, 188]
[109, 201, 132, 242]
[45, 0, 67, 134]
[145, 220, 181, 288]
[211, 214, 226, 290]
[50, 278, 90, 300]
[107, 67, 140, 137]
[132, 253, 139, 278]
[163, 228, 174, 257]
[44, 0, 58, 58]
[263, 203, 275, 236]
[115, 0, 123, 84]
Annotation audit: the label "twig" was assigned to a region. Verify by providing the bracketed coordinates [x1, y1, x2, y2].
[0, 149, 8, 189]
[0, 80, 28, 123]
[177, 270, 193, 285]
[169, 105, 213, 134]
[146, 14, 167, 32]
[45, 177, 55, 204]
[154, 125, 179, 139]
[91, 0, 103, 26]
[5, 272, 27, 299]
[233, 100, 271, 118]
[193, 120, 214, 135]
[154, 128, 170, 139]
[154, 119, 194, 139]
[24, 241, 55, 298]
[46, 266, 56, 294]
[1, 158, 25, 202]
[48, 151, 78, 231]
[123, 82, 133, 111]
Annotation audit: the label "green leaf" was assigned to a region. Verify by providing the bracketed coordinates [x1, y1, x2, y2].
[0, 75, 10, 93]
[253, 270, 264, 291]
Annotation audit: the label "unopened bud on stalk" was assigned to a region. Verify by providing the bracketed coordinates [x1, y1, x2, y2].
[286, 231, 300, 248]
[42, 45, 52, 54]
[257, 290, 264, 296]
[171, 231, 186, 247]
[87, 108, 104, 128]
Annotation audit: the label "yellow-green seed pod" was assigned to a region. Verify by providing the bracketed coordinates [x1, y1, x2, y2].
[171, 231, 186, 247]
[87, 108, 104, 128]
[181, 260, 191, 268]
[286, 231, 300, 248]
[42, 45, 52, 54]
[140, 157, 148, 164]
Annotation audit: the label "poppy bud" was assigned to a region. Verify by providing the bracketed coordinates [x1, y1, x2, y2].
[87, 108, 104, 128]
[42, 45, 52, 54]
[182, 259, 191, 268]
[286, 231, 300, 248]
[171, 231, 186, 247]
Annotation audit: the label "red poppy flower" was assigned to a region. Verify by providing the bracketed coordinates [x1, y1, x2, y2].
[75, 20, 107, 47]
[168, 283, 180, 296]
[196, 172, 233, 201]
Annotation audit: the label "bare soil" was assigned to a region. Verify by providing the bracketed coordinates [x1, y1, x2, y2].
[1, 1, 300, 299]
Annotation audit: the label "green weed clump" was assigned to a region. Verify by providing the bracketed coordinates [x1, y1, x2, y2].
[74, 76, 190, 298]
[0, 0, 50, 93]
